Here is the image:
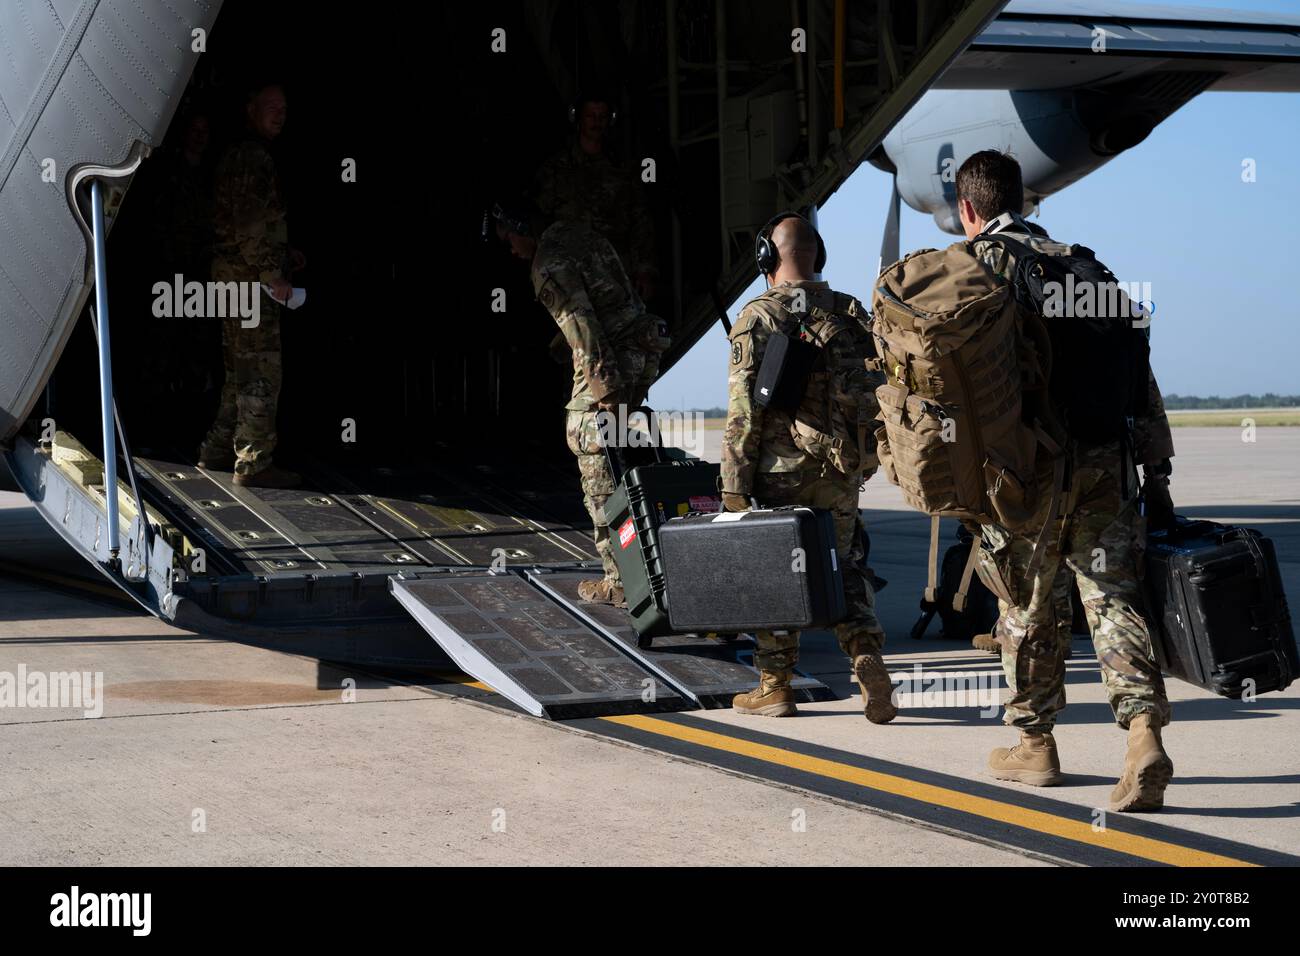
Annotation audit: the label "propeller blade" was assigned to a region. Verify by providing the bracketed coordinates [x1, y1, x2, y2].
[876, 174, 901, 279]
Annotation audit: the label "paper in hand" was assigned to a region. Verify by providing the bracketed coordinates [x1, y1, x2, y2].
[262, 283, 307, 310]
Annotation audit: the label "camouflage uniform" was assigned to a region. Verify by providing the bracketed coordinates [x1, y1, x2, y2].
[534, 141, 656, 282]
[199, 137, 288, 477]
[722, 281, 884, 671]
[531, 222, 668, 582]
[971, 221, 1174, 732]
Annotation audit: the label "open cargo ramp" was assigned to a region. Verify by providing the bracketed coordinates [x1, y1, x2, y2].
[390, 571, 689, 720]
[528, 569, 835, 708]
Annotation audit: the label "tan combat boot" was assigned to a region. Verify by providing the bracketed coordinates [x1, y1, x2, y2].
[577, 578, 625, 606]
[851, 650, 897, 724]
[732, 669, 797, 717]
[1110, 714, 1173, 812]
[971, 632, 1001, 654]
[988, 731, 1064, 786]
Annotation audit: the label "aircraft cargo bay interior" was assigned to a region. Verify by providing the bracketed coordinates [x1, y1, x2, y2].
[10, 0, 996, 666]
[3, 0, 1300, 885]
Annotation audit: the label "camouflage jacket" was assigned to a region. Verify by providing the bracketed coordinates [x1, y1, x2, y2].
[534, 140, 655, 280]
[971, 217, 1175, 466]
[531, 221, 650, 412]
[722, 281, 882, 496]
[211, 136, 287, 284]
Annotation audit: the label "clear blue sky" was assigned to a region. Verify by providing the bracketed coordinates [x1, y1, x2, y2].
[654, 0, 1300, 410]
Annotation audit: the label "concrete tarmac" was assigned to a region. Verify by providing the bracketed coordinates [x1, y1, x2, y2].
[0, 428, 1296, 865]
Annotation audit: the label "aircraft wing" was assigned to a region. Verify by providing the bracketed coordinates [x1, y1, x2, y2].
[935, 0, 1300, 92]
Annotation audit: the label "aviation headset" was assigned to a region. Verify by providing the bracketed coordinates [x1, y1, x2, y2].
[754, 210, 827, 277]
[569, 94, 618, 126]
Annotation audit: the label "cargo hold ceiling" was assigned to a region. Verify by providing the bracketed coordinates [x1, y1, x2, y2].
[0, 0, 1004, 442]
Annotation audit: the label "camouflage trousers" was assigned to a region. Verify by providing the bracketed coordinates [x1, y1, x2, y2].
[200, 295, 283, 478]
[750, 471, 884, 672]
[563, 349, 657, 584]
[977, 441, 1170, 732]
[565, 408, 620, 582]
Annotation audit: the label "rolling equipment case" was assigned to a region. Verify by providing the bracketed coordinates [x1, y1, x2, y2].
[659, 507, 846, 633]
[1144, 519, 1297, 698]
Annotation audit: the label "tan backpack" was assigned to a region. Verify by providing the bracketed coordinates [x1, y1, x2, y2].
[871, 242, 1063, 602]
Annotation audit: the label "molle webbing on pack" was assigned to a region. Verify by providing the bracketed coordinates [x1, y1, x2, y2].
[870, 242, 1059, 532]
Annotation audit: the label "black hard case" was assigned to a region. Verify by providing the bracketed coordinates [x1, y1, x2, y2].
[659, 507, 846, 632]
[1144, 519, 1297, 698]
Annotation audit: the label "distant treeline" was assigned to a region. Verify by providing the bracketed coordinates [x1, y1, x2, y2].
[1163, 394, 1300, 409]
[684, 407, 728, 418]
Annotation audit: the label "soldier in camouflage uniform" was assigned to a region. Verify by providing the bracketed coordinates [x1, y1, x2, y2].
[722, 215, 895, 723]
[956, 150, 1175, 811]
[491, 200, 668, 604]
[534, 95, 657, 300]
[197, 83, 301, 489]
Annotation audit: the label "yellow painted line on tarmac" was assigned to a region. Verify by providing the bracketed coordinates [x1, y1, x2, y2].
[602, 713, 1254, 868]
[433, 671, 492, 692]
[8, 565, 1236, 865]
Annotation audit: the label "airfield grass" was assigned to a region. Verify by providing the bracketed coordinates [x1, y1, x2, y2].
[1165, 409, 1300, 427]
[666, 411, 1299, 430]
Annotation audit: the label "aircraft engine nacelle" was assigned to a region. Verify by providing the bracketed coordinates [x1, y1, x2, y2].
[871, 88, 1160, 235]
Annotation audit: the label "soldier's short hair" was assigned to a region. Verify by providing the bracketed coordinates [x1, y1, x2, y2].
[244, 80, 285, 104]
[573, 91, 613, 114]
[955, 150, 1023, 222]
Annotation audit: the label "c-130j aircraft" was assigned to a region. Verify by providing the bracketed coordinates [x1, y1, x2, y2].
[0, 1, 1296, 719]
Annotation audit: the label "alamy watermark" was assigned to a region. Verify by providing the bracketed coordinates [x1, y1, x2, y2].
[889, 664, 1000, 717]
[151, 274, 262, 328]
[1042, 274, 1154, 328]
[0, 665, 104, 718]
[50, 886, 150, 936]
[595, 406, 705, 453]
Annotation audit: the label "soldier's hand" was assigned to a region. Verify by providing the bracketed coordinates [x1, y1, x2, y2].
[268, 277, 293, 304]
[721, 493, 750, 513]
[289, 248, 307, 273]
[1142, 474, 1176, 532]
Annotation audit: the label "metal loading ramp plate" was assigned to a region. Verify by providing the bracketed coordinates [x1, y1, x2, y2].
[527, 571, 835, 708]
[390, 573, 685, 720]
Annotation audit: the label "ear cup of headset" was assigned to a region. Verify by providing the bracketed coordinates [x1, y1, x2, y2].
[755, 233, 778, 275]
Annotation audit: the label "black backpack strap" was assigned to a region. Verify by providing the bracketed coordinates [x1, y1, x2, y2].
[971, 231, 1044, 303]
[974, 230, 1035, 258]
